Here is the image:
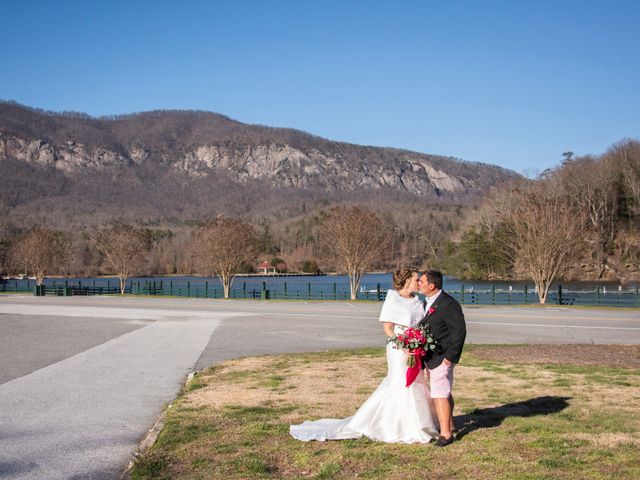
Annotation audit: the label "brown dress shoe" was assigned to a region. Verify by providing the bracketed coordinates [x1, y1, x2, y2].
[434, 435, 455, 447]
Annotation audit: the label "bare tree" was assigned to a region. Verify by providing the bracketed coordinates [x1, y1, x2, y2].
[9, 227, 67, 285]
[558, 155, 619, 277]
[193, 215, 258, 298]
[319, 207, 391, 300]
[610, 139, 640, 217]
[502, 179, 584, 304]
[0, 197, 8, 238]
[468, 187, 518, 267]
[0, 197, 10, 275]
[91, 223, 151, 294]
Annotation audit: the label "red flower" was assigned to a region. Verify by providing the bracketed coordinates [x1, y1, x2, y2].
[428, 306, 437, 315]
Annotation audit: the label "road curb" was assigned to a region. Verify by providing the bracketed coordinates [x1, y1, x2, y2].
[120, 371, 197, 479]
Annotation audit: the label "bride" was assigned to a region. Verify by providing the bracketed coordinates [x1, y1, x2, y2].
[290, 268, 439, 443]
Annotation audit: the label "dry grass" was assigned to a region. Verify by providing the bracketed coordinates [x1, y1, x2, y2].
[186, 352, 386, 422]
[131, 345, 640, 480]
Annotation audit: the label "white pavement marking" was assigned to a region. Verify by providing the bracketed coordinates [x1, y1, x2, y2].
[467, 321, 640, 331]
[0, 304, 241, 319]
[0, 311, 252, 480]
[255, 312, 640, 329]
[471, 312, 640, 321]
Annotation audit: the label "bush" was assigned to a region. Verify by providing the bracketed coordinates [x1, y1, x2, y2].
[302, 260, 319, 273]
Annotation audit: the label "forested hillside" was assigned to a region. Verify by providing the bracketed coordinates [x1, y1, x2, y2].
[0, 101, 518, 276]
[438, 140, 640, 285]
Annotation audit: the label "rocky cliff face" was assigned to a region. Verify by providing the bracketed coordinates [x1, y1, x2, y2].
[0, 133, 132, 172]
[0, 102, 520, 209]
[173, 143, 466, 194]
[0, 131, 497, 197]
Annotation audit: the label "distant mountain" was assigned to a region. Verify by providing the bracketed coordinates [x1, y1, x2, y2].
[0, 101, 520, 226]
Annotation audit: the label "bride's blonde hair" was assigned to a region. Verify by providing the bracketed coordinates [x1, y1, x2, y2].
[392, 268, 417, 290]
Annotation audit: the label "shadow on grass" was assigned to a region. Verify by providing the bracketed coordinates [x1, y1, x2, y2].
[455, 396, 571, 439]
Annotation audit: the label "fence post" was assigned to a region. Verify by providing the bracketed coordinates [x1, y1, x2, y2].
[205, 281, 209, 298]
[596, 286, 600, 305]
[461, 284, 465, 304]
[243, 281, 246, 299]
[308, 282, 311, 300]
[284, 282, 288, 299]
[492, 284, 495, 305]
[524, 285, 528, 303]
[333, 282, 337, 300]
[187, 281, 191, 297]
[170, 281, 173, 296]
[558, 285, 563, 305]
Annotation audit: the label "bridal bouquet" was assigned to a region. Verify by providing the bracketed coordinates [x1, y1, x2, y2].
[388, 326, 437, 387]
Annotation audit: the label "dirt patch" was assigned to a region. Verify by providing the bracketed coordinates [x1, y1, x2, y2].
[471, 344, 640, 368]
[568, 432, 640, 448]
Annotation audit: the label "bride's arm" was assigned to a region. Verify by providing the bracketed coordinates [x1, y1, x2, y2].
[383, 322, 396, 338]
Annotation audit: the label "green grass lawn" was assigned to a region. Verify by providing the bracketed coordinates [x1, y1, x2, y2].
[130, 345, 640, 479]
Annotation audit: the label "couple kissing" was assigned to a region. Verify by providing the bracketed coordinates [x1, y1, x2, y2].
[290, 269, 467, 447]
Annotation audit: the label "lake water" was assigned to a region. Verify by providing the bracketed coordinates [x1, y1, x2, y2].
[4, 273, 638, 306]
[3, 273, 637, 294]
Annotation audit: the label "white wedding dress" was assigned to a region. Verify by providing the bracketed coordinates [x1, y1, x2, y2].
[290, 289, 439, 443]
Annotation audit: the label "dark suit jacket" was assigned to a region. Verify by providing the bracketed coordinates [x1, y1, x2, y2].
[419, 290, 466, 369]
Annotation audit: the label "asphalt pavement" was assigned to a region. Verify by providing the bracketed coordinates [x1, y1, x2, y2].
[1, 295, 639, 479]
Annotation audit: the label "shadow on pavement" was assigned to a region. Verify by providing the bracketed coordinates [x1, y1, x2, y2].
[0, 460, 39, 477]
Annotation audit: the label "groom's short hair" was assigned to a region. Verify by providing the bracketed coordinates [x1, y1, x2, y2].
[424, 270, 443, 290]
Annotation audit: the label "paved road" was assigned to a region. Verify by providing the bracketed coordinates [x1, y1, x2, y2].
[1, 295, 639, 479]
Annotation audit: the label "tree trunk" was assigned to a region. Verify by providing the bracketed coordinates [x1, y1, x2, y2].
[349, 272, 361, 301]
[119, 276, 126, 295]
[221, 275, 232, 299]
[536, 280, 549, 304]
[596, 259, 607, 280]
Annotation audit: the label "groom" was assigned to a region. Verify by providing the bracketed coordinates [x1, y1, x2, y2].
[418, 270, 466, 447]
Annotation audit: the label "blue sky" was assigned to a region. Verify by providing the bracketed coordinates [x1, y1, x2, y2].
[2, 1, 639, 174]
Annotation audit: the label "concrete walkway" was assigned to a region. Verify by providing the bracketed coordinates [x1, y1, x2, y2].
[0, 306, 249, 480]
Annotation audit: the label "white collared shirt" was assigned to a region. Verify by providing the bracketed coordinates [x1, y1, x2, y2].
[425, 289, 442, 313]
